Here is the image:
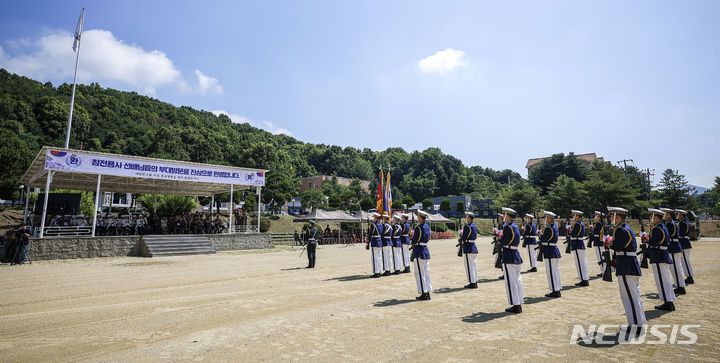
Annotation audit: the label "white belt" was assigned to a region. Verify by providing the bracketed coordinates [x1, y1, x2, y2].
[371, 235, 380, 238]
[616, 251, 636, 256]
[402, 234, 409, 237]
[546, 243, 557, 246]
[571, 238, 582, 242]
[657, 246, 668, 250]
[464, 240, 476, 243]
[503, 245, 519, 250]
[417, 243, 428, 246]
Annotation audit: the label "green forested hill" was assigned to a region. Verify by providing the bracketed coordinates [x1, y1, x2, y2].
[0, 68, 520, 205]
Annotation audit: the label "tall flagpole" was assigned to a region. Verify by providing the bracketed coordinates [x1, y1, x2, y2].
[65, 8, 85, 149]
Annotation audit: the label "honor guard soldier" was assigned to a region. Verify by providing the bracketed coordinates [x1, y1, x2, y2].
[381, 213, 394, 275]
[305, 220, 319, 268]
[647, 208, 676, 311]
[400, 214, 412, 273]
[539, 211, 562, 298]
[411, 211, 432, 300]
[591, 211, 607, 277]
[675, 209, 695, 284]
[569, 210, 590, 286]
[522, 214, 538, 272]
[606, 206, 647, 334]
[367, 212, 384, 278]
[459, 211, 479, 288]
[499, 207, 523, 313]
[661, 208, 686, 295]
[391, 215, 403, 275]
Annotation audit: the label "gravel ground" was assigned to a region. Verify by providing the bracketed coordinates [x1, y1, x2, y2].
[0, 238, 717, 362]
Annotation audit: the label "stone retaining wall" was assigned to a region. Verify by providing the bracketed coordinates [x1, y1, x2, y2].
[207, 233, 272, 251]
[28, 236, 141, 260]
[26, 233, 272, 260]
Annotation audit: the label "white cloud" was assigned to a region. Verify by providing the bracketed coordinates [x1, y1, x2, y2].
[195, 70, 223, 94]
[0, 29, 220, 96]
[418, 48, 469, 74]
[210, 110, 292, 136]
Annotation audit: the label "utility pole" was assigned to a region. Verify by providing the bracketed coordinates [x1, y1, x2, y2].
[616, 159, 634, 172]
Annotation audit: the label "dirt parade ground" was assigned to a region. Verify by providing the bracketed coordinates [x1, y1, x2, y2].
[1, 238, 718, 362]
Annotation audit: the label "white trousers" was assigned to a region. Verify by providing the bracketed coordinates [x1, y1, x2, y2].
[526, 245, 537, 268]
[401, 244, 411, 267]
[544, 258, 562, 292]
[618, 275, 647, 326]
[371, 247, 383, 274]
[594, 245, 606, 274]
[681, 249, 694, 278]
[413, 258, 432, 294]
[392, 247, 402, 272]
[652, 263, 676, 302]
[572, 249, 590, 281]
[669, 252, 686, 288]
[463, 252, 478, 283]
[382, 245, 393, 272]
[503, 263, 524, 305]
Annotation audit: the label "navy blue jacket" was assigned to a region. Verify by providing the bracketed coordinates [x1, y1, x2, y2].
[523, 222, 537, 245]
[369, 221, 383, 247]
[592, 222, 605, 246]
[648, 223, 673, 264]
[382, 222, 392, 247]
[539, 223, 561, 259]
[460, 222, 478, 254]
[665, 220, 683, 253]
[569, 221, 586, 250]
[411, 222, 431, 260]
[500, 220, 523, 264]
[401, 222, 411, 245]
[678, 219, 692, 249]
[610, 222, 642, 276]
[391, 224, 402, 248]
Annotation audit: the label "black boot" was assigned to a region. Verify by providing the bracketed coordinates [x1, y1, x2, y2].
[371, 273, 381, 278]
[528, 267, 537, 272]
[498, 275, 505, 280]
[545, 291, 561, 298]
[685, 276, 695, 285]
[382, 271, 391, 276]
[392, 270, 401, 275]
[674, 287, 687, 295]
[575, 280, 589, 286]
[596, 272, 603, 277]
[654, 301, 676, 311]
[505, 305, 522, 313]
[416, 292, 430, 301]
[464, 282, 478, 289]
[403, 267, 411, 273]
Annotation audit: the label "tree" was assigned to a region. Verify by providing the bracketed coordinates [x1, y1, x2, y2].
[391, 200, 404, 210]
[137, 194, 197, 217]
[529, 153, 588, 193]
[422, 198, 434, 211]
[581, 162, 638, 216]
[360, 197, 374, 211]
[0, 129, 31, 199]
[439, 199, 451, 214]
[402, 195, 415, 207]
[544, 175, 586, 218]
[263, 171, 299, 214]
[456, 201, 465, 215]
[657, 169, 695, 210]
[348, 178, 368, 201]
[328, 194, 342, 210]
[494, 180, 541, 218]
[301, 188, 325, 211]
[704, 176, 720, 217]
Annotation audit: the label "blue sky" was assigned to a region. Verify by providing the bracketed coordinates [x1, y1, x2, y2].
[1, 0, 718, 187]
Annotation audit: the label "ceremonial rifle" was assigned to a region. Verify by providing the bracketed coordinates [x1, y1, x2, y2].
[637, 219, 649, 269]
[587, 219, 594, 248]
[491, 217, 502, 269]
[564, 220, 572, 254]
[601, 222, 615, 282]
[456, 221, 464, 257]
[535, 215, 544, 263]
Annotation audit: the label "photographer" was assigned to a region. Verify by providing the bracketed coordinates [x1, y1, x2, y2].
[12, 223, 31, 265]
[3, 226, 17, 263]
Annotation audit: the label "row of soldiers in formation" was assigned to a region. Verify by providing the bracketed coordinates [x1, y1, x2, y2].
[366, 206, 697, 331]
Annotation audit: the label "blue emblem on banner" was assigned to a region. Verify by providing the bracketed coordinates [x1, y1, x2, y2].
[66, 153, 82, 167]
[246, 174, 254, 181]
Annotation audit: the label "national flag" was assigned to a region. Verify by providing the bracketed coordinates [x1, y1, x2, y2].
[385, 169, 392, 213]
[376, 168, 384, 212]
[72, 9, 85, 52]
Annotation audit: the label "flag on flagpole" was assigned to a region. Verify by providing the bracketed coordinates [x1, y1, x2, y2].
[376, 168, 384, 212]
[72, 8, 85, 52]
[385, 169, 392, 213]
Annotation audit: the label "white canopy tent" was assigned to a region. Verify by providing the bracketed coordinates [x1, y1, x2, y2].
[19, 146, 268, 237]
